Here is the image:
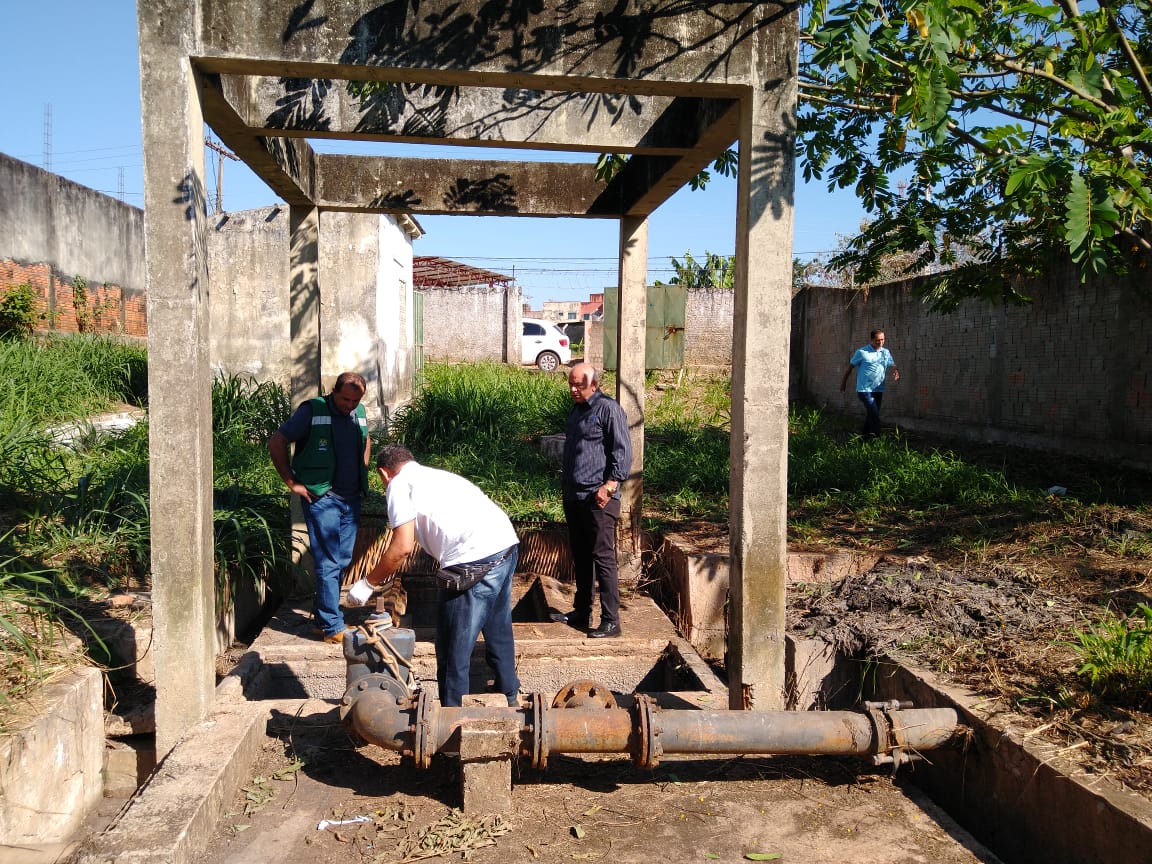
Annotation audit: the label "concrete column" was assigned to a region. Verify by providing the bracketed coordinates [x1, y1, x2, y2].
[727, 24, 799, 710]
[288, 205, 322, 581]
[616, 216, 647, 584]
[289, 205, 322, 402]
[137, 0, 215, 757]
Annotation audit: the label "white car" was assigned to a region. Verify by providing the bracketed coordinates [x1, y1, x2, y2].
[521, 318, 572, 371]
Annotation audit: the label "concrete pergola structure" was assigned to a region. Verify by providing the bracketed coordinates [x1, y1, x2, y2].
[138, 0, 797, 756]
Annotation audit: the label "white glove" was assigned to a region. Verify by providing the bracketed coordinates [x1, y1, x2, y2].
[347, 577, 375, 607]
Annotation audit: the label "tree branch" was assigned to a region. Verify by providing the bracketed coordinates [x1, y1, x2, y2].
[1097, 0, 1152, 107]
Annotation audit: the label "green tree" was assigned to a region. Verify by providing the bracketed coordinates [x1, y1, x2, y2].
[605, 1, 1152, 309]
[0, 284, 43, 340]
[658, 251, 736, 290]
[800, 0, 1151, 308]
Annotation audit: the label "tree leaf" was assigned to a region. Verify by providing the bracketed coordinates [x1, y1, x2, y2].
[744, 854, 783, 861]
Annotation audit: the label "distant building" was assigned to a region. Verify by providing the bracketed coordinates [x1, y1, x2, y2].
[542, 299, 581, 322]
[527, 292, 602, 322]
[581, 292, 604, 320]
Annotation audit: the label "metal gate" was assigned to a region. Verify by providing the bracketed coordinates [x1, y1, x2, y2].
[603, 283, 686, 371]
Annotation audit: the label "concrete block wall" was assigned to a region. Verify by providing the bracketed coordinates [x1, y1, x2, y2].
[793, 268, 1152, 464]
[684, 287, 733, 368]
[421, 284, 521, 363]
[0, 153, 146, 338]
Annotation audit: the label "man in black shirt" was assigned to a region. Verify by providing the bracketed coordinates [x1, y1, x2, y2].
[552, 362, 632, 638]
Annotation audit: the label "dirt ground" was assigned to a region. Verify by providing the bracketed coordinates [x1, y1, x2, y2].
[786, 554, 1152, 797]
[201, 709, 1002, 864]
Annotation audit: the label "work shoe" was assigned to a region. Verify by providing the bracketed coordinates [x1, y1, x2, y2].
[550, 611, 590, 630]
[320, 627, 353, 643]
[588, 621, 621, 639]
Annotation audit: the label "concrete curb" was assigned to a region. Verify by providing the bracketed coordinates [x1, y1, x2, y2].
[72, 698, 277, 864]
[873, 657, 1152, 864]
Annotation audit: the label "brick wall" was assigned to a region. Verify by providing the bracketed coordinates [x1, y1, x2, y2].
[0, 259, 145, 338]
[792, 268, 1152, 465]
[1, 153, 146, 339]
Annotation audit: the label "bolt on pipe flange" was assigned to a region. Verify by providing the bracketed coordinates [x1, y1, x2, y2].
[633, 694, 663, 770]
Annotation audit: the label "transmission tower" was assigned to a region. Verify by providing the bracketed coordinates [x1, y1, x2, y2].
[42, 104, 52, 172]
[118, 167, 125, 201]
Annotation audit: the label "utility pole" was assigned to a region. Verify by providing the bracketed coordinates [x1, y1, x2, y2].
[205, 138, 239, 214]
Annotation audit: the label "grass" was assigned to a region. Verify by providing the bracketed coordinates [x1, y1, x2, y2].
[388, 362, 570, 520]
[0, 336, 296, 707]
[1073, 604, 1152, 709]
[4, 351, 1150, 714]
[0, 334, 146, 435]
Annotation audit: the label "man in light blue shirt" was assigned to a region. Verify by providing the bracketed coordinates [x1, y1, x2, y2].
[840, 329, 900, 438]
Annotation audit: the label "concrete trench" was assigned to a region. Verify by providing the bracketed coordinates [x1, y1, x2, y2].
[14, 543, 1152, 863]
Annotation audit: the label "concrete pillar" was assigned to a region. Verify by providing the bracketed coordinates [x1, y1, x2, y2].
[137, 0, 215, 757]
[289, 205, 322, 401]
[288, 205, 322, 582]
[616, 216, 647, 584]
[727, 24, 799, 710]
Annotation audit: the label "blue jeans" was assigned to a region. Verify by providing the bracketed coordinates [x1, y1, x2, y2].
[857, 390, 884, 438]
[435, 545, 520, 707]
[303, 492, 360, 636]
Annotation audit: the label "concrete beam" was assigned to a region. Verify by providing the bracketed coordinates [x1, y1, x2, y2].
[200, 74, 317, 205]
[219, 75, 737, 155]
[315, 155, 614, 216]
[726, 13, 799, 712]
[197, 1, 766, 94]
[137, 0, 217, 757]
[590, 101, 739, 216]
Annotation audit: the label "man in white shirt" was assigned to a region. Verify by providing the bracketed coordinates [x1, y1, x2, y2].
[351, 445, 520, 708]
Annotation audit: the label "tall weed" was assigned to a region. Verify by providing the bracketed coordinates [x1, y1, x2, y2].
[0, 334, 146, 435]
[1074, 604, 1152, 708]
[389, 362, 569, 519]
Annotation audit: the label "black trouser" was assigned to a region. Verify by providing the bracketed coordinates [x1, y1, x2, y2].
[563, 495, 621, 627]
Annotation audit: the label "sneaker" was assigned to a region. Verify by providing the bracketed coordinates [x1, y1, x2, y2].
[588, 621, 621, 639]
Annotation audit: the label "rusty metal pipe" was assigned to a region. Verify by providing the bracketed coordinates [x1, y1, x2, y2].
[341, 679, 963, 770]
[653, 707, 959, 756]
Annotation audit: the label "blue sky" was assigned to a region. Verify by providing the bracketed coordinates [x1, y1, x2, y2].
[0, 2, 866, 304]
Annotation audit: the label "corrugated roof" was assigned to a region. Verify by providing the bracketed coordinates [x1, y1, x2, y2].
[413, 256, 513, 289]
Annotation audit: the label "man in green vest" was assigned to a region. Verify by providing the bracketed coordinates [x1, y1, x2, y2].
[269, 372, 371, 641]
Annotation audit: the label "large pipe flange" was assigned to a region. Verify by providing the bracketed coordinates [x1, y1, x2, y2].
[864, 700, 916, 769]
[413, 688, 437, 769]
[530, 692, 550, 770]
[632, 694, 663, 770]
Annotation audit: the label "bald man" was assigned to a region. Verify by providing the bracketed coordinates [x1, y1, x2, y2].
[551, 362, 632, 638]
